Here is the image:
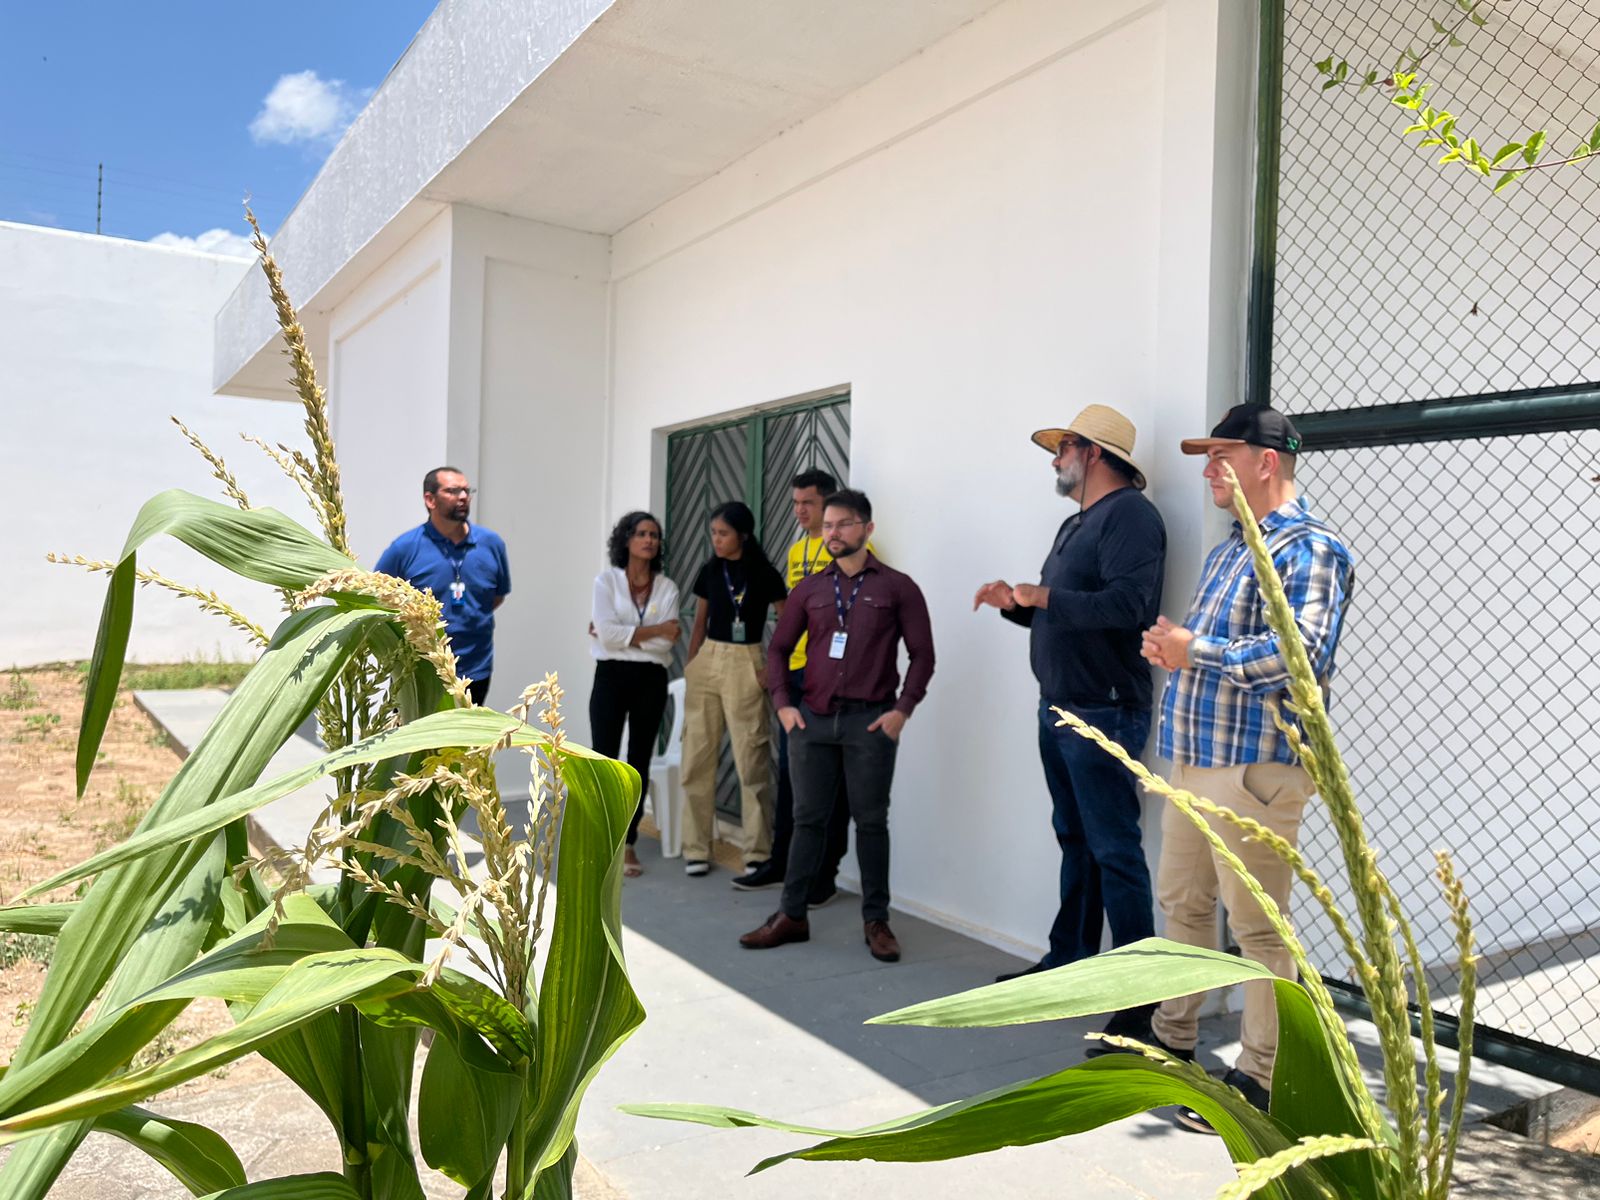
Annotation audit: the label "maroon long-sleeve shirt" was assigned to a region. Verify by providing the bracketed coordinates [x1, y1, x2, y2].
[767, 553, 935, 717]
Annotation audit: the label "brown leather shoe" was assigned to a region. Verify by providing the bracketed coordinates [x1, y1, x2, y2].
[739, 911, 810, 950]
[864, 919, 901, 962]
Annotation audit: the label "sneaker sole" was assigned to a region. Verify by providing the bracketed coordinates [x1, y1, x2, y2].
[684, 864, 710, 877]
[1172, 1107, 1220, 1135]
[806, 892, 839, 909]
[730, 879, 783, 891]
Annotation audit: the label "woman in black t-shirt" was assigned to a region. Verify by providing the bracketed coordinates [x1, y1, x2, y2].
[679, 501, 787, 878]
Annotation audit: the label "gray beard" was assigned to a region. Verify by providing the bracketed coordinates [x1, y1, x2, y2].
[1054, 467, 1083, 498]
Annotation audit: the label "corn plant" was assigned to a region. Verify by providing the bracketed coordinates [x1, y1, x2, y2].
[0, 216, 644, 1200]
[627, 466, 1478, 1200]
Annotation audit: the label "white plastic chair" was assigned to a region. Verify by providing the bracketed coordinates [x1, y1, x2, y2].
[647, 677, 687, 858]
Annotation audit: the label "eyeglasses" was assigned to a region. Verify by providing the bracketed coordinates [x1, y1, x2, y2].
[821, 519, 863, 534]
[433, 487, 476, 497]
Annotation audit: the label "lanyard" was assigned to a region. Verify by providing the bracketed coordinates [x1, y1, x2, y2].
[721, 561, 746, 611]
[629, 575, 651, 623]
[832, 570, 866, 629]
[800, 535, 825, 577]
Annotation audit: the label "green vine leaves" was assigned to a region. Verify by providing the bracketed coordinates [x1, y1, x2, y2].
[1312, 0, 1600, 193]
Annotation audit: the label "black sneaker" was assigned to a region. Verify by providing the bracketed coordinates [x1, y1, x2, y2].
[994, 959, 1051, 984]
[806, 882, 839, 909]
[731, 860, 784, 891]
[684, 860, 710, 877]
[1174, 1067, 1269, 1134]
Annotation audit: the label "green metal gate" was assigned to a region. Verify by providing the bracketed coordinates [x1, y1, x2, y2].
[1253, 0, 1600, 1091]
[663, 394, 852, 819]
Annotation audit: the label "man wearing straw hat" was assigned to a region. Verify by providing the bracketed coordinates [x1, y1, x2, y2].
[974, 404, 1166, 1040]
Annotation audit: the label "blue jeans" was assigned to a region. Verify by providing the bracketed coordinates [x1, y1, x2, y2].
[1037, 699, 1155, 966]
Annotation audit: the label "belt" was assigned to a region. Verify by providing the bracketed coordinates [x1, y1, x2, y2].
[832, 698, 892, 713]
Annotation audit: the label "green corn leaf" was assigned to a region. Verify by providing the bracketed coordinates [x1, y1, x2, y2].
[19, 707, 575, 900]
[93, 1105, 247, 1196]
[75, 490, 353, 795]
[0, 904, 75, 936]
[0, 949, 421, 1140]
[198, 1174, 361, 1200]
[418, 1017, 520, 1188]
[867, 938, 1380, 1196]
[520, 753, 645, 1178]
[625, 1055, 1335, 1200]
[0, 898, 348, 1119]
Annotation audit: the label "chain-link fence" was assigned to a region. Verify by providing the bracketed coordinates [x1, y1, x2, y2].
[1265, 0, 1600, 1087]
[1276, 0, 1600, 413]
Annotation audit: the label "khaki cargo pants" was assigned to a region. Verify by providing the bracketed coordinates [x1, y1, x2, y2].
[680, 640, 774, 865]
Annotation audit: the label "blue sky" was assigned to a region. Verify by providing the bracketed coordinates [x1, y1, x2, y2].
[1, 1, 439, 255]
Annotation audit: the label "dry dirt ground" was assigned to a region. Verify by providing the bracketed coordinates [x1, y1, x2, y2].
[0, 666, 276, 1092]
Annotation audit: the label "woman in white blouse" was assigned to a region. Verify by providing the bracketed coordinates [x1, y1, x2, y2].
[590, 511, 681, 877]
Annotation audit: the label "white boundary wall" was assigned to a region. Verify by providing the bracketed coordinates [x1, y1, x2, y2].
[1, 224, 313, 667]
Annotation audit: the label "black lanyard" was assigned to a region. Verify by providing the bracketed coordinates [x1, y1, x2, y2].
[800, 536, 825, 577]
[832, 571, 866, 628]
[721, 561, 746, 614]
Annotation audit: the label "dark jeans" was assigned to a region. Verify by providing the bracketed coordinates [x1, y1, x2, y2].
[782, 701, 898, 922]
[589, 660, 670, 846]
[1037, 699, 1155, 965]
[774, 667, 850, 884]
[468, 675, 492, 706]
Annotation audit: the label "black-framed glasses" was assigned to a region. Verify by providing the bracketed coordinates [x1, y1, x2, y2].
[433, 486, 477, 497]
[821, 519, 863, 534]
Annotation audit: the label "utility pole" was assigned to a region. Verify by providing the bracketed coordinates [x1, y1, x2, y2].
[96, 163, 103, 234]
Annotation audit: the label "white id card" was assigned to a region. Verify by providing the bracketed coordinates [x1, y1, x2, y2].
[731, 618, 746, 642]
[829, 630, 848, 659]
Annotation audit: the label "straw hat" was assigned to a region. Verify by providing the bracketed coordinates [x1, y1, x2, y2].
[1030, 404, 1147, 490]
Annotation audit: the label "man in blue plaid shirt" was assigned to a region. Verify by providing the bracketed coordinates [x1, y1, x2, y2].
[1140, 404, 1355, 1135]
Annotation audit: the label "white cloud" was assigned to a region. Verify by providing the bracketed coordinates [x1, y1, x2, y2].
[249, 69, 362, 146]
[148, 228, 257, 259]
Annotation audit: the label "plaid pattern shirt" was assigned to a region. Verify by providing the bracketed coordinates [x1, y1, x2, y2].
[1158, 498, 1355, 767]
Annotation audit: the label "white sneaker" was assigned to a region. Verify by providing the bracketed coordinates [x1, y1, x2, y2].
[684, 860, 710, 877]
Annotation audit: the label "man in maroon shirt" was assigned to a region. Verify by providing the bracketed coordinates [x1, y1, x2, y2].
[741, 488, 935, 962]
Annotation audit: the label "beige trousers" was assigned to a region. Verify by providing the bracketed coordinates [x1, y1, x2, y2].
[1151, 760, 1315, 1091]
[680, 640, 774, 864]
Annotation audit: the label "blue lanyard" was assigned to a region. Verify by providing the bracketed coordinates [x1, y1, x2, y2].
[630, 576, 651, 623]
[832, 571, 866, 628]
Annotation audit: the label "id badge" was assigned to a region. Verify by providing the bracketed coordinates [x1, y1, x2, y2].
[731, 618, 747, 642]
[449, 580, 466, 603]
[829, 630, 848, 659]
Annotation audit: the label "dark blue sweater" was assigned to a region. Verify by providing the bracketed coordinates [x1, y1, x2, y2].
[1001, 487, 1166, 711]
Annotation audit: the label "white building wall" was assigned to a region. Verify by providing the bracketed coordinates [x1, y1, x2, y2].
[0, 223, 312, 666]
[604, 0, 1254, 951]
[448, 206, 611, 724]
[326, 210, 454, 569]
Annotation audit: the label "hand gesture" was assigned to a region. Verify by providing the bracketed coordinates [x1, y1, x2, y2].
[1141, 616, 1194, 671]
[1012, 583, 1047, 609]
[973, 580, 1015, 611]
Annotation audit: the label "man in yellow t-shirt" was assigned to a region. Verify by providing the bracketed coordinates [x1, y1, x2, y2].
[731, 469, 870, 897]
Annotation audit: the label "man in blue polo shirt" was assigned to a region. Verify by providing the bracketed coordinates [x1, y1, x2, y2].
[375, 466, 512, 705]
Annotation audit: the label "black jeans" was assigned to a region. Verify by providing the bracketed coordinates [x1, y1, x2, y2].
[588, 660, 669, 846]
[774, 668, 850, 884]
[781, 701, 898, 922]
[468, 675, 492, 706]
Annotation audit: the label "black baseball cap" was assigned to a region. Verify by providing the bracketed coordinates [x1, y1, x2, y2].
[1181, 404, 1303, 455]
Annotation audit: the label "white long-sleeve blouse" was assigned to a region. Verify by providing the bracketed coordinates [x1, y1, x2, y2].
[590, 567, 680, 667]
